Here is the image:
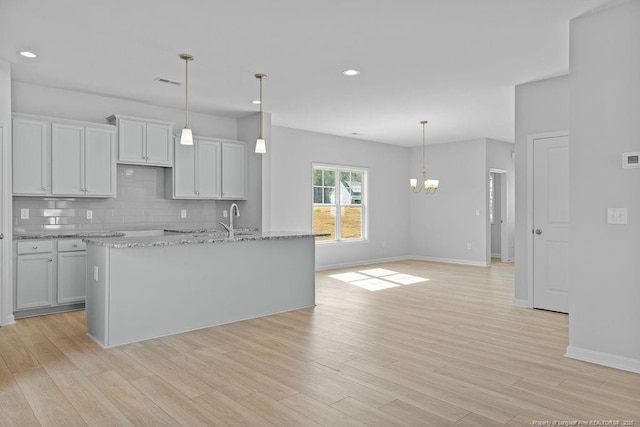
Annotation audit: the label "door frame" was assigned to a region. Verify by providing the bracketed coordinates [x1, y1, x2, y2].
[0, 120, 14, 326]
[488, 168, 509, 263]
[526, 130, 569, 309]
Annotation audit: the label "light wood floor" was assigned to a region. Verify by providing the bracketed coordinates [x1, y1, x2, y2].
[1, 260, 638, 426]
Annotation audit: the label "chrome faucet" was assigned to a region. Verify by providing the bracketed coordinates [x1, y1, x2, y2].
[219, 203, 240, 238]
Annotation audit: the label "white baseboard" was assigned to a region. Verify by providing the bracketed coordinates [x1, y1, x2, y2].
[565, 345, 640, 374]
[315, 256, 409, 271]
[409, 255, 490, 267]
[1, 314, 15, 326]
[512, 298, 531, 308]
[316, 255, 493, 271]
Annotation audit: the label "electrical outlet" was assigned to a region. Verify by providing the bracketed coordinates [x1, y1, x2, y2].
[93, 266, 99, 281]
[20, 208, 29, 219]
[181, 209, 187, 219]
[466, 242, 472, 250]
[475, 209, 480, 216]
[223, 210, 228, 218]
[86, 210, 93, 220]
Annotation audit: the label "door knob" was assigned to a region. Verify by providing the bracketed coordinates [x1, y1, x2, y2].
[535, 229, 543, 235]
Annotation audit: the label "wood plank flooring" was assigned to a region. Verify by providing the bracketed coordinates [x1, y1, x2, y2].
[1, 260, 638, 426]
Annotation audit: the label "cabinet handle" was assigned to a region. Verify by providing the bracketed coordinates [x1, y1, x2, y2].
[73, 244, 78, 248]
[41, 186, 47, 191]
[32, 245, 38, 249]
[0, 233, 3, 240]
[48, 258, 53, 262]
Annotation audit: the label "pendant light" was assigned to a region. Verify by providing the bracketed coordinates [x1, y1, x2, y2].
[410, 120, 439, 194]
[254, 73, 267, 153]
[179, 53, 194, 145]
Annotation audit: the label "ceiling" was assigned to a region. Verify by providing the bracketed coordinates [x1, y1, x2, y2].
[0, 0, 613, 147]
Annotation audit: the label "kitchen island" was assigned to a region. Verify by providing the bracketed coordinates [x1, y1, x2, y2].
[84, 231, 326, 348]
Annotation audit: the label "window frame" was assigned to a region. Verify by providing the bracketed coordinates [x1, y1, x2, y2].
[312, 163, 368, 244]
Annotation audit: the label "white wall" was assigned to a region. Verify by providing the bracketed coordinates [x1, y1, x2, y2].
[486, 138, 515, 263]
[566, 0, 640, 372]
[11, 81, 238, 140]
[408, 139, 488, 265]
[0, 60, 13, 325]
[237, 112, 270, 231]
[514, 75, 569, 304]
[270, 126, 410, 270]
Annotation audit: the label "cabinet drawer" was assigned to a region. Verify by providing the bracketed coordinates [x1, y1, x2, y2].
[17, 240, 53, 255]
[58, 239, 86, 252]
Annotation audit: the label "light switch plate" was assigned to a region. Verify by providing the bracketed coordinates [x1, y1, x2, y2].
[607, 208, 628, 225]
[181, 209, 187, 219]
[20, 208, 29, 219]
[86, 210, 93, 220]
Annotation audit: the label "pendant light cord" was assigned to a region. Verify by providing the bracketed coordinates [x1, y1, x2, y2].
[185, 58, 189, 128]
[259, 76, 264, 139]
[422, 122, 426, 173]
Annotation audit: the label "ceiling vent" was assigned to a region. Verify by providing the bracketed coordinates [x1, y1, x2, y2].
[154, 77, 181, 86]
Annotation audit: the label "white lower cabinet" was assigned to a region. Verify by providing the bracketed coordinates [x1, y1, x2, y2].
[16, 253, 54, 310]
[57, 250, 87, 304]
[14, 239, 87, 317]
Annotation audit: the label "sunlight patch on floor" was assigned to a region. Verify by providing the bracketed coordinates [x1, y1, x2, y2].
[329, 269, 429, 291]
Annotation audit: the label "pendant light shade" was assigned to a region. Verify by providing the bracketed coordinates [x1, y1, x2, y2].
[180, 127, 193, 145]
[179, 53, 194, 145]
[255, 73, 267, 153]
[255, 137, 266, 154]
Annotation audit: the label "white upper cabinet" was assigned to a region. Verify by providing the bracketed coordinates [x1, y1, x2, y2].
[51, 122, 116, 197]
[170, 137, 246, 200]
[197, 139, 222, 198]
[12, 117, 50, 196]
[172, 137, 221, 199]
[13, 114, 116, 198]
[51, 123, 84, 196]
[84, 127, 117, 196]
[108, 115, 173, 167]
[221, 142, 247, 200]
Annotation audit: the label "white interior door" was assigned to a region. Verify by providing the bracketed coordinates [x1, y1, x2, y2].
[499, 171, 509, 262]
[533, 135, 569, 313]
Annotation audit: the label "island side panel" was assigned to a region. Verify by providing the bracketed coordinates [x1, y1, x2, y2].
[106, 237, 315, 347]
[85, 243, 110, 346]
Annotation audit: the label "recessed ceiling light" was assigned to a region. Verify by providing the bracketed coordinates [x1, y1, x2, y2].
[19, 51, 37, 58]
[342, 69, 360, 77]
[252, 100, 261, 105]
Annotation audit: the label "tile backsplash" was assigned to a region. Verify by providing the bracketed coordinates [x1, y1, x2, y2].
[13, 165, 241, 232]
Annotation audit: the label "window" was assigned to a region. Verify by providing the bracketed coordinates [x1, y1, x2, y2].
[313, 165, 366, 242]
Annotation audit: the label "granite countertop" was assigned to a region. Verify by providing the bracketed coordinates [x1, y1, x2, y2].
[14, 231, 126, 240]
[164, 227, 258, 234]
[83, 231, 330, 249]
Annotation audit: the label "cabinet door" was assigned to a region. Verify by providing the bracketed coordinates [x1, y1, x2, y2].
[173, 137, 197, 198]
[85, 127, 116, 197]
[16, 254, 54, 310]
[146, 122, 173, 166]
[221, 143, 247, 200]
[197, 139, 221, 198]
[52, 123, 85, 196]
[118, 119, 146, 163]
[57, 251, 87, 304]
[12, 118, 50, 195]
